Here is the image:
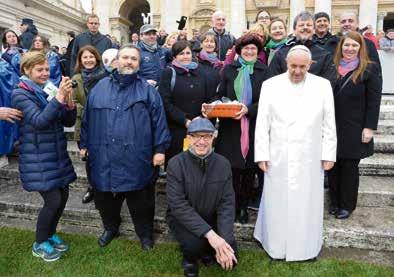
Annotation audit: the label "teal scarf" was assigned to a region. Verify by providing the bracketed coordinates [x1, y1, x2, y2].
[266, 38, 287, 65]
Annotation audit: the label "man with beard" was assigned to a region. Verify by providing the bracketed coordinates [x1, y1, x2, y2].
[338, 11, 381, 76]
[269, 11, 336, 87]
[80, 44, 171, 250]
[313, 12, 339, 55]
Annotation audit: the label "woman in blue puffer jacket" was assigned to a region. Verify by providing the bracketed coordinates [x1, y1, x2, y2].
[11, 51, 76, 262]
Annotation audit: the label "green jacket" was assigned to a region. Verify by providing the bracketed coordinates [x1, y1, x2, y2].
[71, 73, 85, 141]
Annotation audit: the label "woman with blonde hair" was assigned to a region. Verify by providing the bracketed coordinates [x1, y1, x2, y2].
[328, 31, 381, 219]
[11, 51, 76, 261]
[163, 32, 179, 49]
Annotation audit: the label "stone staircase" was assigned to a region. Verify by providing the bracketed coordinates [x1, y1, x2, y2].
[0, 96, 393, 252]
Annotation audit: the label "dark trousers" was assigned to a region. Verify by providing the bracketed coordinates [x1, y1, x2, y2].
[94, 184, 155, 241]
[169, 220, 237, 263]
[328, 158, 361, 211]
[36, 186, 69, 243]
[232, 168, 255, 212]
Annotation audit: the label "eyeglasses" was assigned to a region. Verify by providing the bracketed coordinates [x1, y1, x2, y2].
[258, 16, 270, 20]
[242, 46, 258, 52]
[88, 22, 99, 25]
[190, 134, 214, 141]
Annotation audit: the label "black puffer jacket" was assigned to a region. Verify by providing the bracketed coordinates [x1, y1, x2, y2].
[269, 37, 337, 88]
[209, 28, 236, 61]
[313, 32, 339, 55]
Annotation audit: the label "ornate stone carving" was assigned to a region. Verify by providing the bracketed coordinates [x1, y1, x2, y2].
[254, 0, 280, 8]
[192, 8, 215, 18]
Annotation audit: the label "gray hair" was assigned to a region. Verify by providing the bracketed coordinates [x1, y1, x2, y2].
[293, 11, 315, 30]
[212, 10, 225, 20]
[340, 11, 358, 22]
[286, 45, 312, 60]
[117, 44, 141, 60]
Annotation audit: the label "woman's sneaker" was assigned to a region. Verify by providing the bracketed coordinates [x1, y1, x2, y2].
[32, 241, 61, 262]
[48, 234, 69, 252]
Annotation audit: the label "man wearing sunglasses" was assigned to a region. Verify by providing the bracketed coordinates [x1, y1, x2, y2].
[166, 117, 238, 277]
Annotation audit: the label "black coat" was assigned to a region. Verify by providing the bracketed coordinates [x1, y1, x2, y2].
[166, 150, 235, 241]
[215, 60, 272, 169]
[334, 63, 382, 159]
[269, 38, 337, 88]
[158, 66, 213, 160]
[20, 25, 38, 50]
[313, 32, 339, 56]
[197, 58, 221, 96]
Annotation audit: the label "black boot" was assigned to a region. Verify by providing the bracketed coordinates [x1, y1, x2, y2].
[82, 187, 94, 204]
[97, 230, 119, 247]
[238, 208, 249, 224]
[182, 259, 199, 277]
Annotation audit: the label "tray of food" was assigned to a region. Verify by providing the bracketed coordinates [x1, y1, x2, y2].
[204, 103, 243, 118]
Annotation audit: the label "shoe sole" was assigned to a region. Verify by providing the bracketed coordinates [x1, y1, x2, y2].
[32, 250, 61, 262]
[54, 246, 69, 252]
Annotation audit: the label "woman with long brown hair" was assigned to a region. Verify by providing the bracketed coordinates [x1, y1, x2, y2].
[328, 31, 381, 219]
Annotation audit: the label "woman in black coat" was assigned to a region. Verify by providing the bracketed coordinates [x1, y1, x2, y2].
[158, 40, 213, 161]
[328, 31, 381, 219]
[206, 34, 272, 223]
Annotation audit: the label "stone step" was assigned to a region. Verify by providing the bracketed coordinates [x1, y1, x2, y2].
[359, 153, 394, 176]
[2, 158, 393, 208]
[376, 120, 394, 135]
[374, 135, 394, 153]
[379, 106, 394, 120]
[381, 95, 394, 106]
[0, 183, 392, 251]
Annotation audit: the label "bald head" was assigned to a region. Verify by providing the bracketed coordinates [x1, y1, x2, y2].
[212, 11, 226, 33]
[286, 45, 312, 84]
[340, 12, 358, 34]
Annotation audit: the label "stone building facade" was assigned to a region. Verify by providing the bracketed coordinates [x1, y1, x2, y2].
[93, 0, 394, 43]
[0, 0, 87, 48]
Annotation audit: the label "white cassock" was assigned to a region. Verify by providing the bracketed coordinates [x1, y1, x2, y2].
[253, 72, 337, 261]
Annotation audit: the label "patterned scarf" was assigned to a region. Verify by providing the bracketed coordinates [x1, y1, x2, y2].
[198, 50, 223, 68]
[19, 75, 49, 107]
[141, 41, 158, 53]
[338, 57, 360, 77]
[171, 60, 198, 72]
[81, 66, 106, 93]
[234, 57, 255, 159]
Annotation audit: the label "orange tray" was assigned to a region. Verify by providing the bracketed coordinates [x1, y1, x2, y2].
[205, 103, 242, 118]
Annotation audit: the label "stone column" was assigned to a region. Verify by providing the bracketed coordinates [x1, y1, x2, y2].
[377, 12, 387, 32]
[93, 0, 111, 34]
[359, 0, 378, 34]
[230, 0, 246, 38]
[314, 0, 331, 18]
[290, 0, 305, 32]
[161, 0, 182, 31]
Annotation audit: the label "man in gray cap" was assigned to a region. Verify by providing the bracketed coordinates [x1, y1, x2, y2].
[166, 117, 238, 277]
[137, 24, 171, 86]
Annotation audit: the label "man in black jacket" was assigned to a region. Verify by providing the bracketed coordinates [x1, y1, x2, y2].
[209, 11, 236, 61]
[166, 117, 237, 277]
[313, 12, 339, 55]
[70, 14, 112, 76]
[19, 18, 38, 50]
[269, 11, 336, 88]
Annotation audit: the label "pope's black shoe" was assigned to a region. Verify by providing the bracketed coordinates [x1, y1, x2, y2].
[182, 259, 199, 277]
[335, 209, 351, 219]
[97, 230, 119, 247]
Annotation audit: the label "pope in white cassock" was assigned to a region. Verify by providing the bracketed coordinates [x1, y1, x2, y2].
[253, 45, 337, 261]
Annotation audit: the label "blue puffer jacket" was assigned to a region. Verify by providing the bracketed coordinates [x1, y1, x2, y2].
[80, 71, 171, 192]
[11, 50, 62, 87]
[0, 59, 19, 155]
[11, 79, 76, 192]
[137, 42, 171, 83]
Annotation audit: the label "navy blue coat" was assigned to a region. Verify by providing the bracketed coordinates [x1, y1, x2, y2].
[80, 72, 171, 192]
[137, 42, 171, 83]
[11, 81, 76, 192]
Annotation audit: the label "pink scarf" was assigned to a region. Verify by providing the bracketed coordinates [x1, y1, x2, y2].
[338, 57, 360, 77]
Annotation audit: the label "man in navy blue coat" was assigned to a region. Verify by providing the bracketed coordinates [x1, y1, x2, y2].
[80, 44, 171, 250]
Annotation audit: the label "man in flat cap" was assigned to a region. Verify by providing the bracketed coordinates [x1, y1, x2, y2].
[19, 18, 38, 50]
[166, 117, 238, 277]
[137, 24, 171, 86]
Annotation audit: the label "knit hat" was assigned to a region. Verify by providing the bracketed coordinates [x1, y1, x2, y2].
[102, 48, 119, 67]
[21, 18, 33, 26]
[314, 12, 330, 22]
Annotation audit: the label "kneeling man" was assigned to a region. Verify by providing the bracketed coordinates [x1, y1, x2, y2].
[166, 118, 238, 276]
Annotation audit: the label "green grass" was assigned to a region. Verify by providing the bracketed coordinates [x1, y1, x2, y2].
[0, 227, 392, 276]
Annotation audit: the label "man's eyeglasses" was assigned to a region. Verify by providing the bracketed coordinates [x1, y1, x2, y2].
[190, 134, 214, 141]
